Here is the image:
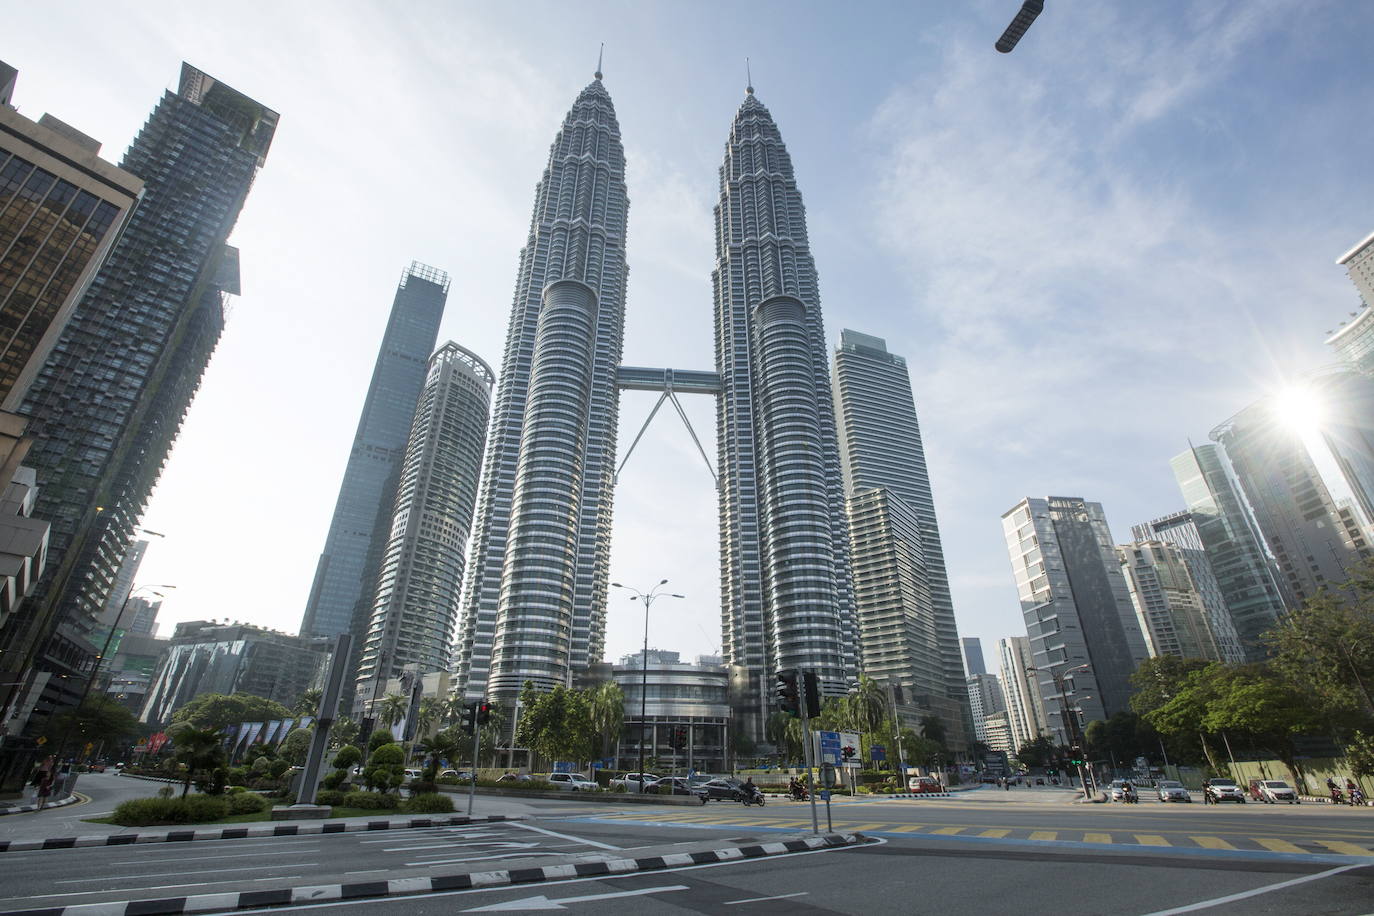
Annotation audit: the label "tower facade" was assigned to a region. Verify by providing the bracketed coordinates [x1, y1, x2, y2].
[996, 635, 1047, 752]
[1117, 540, 1232, 661]
[833, 329, 968, 746]
[713, 89, 857, 736]
[355, 342, 493, 705]
[0, 64, 275, 727]
[300, 263, 448, 641]
[1002, 497, 1151, 742]
[455, 75, 628, 701]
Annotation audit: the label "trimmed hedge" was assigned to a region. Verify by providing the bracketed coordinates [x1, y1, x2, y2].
[226, 792, 270, 815]
[316, 790, 345, 806]
[342, 790, 399, 810]
[110, 795, 229, 827]
[402, 792, 454, 814]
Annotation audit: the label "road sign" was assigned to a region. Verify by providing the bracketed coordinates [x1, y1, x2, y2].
[870, 745, 886, 762]
[838, 731, 861, 767]
[817, 730, 841, 765]
[553, 761, 576, 773]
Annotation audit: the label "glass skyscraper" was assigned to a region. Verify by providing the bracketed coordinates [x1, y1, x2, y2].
[355, 341, 493, 707]
[300, 263, 449, 642]
[832, 330, 969, 747]
[0, 64, 276, 728]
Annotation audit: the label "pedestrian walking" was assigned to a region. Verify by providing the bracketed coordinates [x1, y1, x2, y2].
[32, 757, 55, 810]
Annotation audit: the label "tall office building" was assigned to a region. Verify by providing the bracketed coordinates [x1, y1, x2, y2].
[0, 64, 275, 730]
[1130, 511, 1245, 663]
[454, 72, 628, 702]
[1211, 401, 1368, 607]
[1117, 540, 1231, 661]
[1325, 230, 1374, 375]
[996, 635, 1047, 752]
[300, 263, 448, 642]
[833, 330, 967, 745]
[1339, 230, 1374, 308]
[1169, 445, 1289, 660]
[1001, 497, 1150, 741]
[355, 342, 494, 708]
[712, 86, 857, 738]
[1308, 371, 1374, 527]
[966, 671, 1004, 745]
[962, 638, 986, 676]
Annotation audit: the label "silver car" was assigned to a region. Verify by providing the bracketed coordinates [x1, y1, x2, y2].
[1156, 780, 1191, 803]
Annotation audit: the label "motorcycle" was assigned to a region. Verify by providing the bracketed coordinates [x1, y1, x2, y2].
[738, 786, 766, 807]
[1350, 786, 1365, 807]
[789, 783, 809, 801]
[1330, 786, 1345, 805]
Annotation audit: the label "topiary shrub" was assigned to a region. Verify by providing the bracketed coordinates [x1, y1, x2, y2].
[322, 770, 348, 790]
[368, 731, 395, 752]
[343, 790, 399, 810]
[268, 759, 291, 779]
[111, 795, 229, 826]
[316, 790, 345, 806]
[225, 785, 248, 794]
[226, 792, 270, 815]
[402, 792, 454, 814]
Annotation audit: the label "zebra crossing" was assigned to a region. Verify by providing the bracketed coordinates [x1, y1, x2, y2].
[571, 808, 1374, 859]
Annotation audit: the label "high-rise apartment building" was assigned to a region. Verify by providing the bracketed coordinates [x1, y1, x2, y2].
[996, 635, 1047, 752]
[1339, 230, 1374, 308]
[1212, 401, 1369, 607]
[1002, 497, 1150, 741]
[301, 263, 449, 643]
[1324, 230, 1374, 375]
[1130, 511, 1245, 663]
[1168, 445, 1289, 660]
[833, 330, 967, 745]
[453, 73, 628, 704]
[966, 671, 1004, 745]
[1117, 540, 1232, 661]
[0, 64, 275, 730]
[355, 342, 493, 709]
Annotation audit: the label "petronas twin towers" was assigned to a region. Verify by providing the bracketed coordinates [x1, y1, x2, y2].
[453, 71, 857, 738]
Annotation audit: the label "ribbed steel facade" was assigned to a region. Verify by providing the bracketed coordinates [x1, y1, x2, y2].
[713, 91, 857, 735]
[455, 78, 627, 700]
[355, 342, 493, 699]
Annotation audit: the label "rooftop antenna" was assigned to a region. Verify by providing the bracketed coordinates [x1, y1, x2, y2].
[595, 43, 604, 81]
[746, 57, 754, 94]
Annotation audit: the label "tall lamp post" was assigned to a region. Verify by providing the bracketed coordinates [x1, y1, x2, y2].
[56, 583, 175, 760]
[611, 580, 683, 790]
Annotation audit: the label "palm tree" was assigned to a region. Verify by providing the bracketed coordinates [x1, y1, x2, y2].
[417, 726, 469, 778]
[293, 689, 322, 717]
[587, 682, 625, 762]
[378, 693, 408, 729]
[171, 725, 226, 798]
[849, 677, 890, 735]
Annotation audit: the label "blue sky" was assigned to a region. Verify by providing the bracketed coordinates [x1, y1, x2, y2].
[8, 1, 1372, 672]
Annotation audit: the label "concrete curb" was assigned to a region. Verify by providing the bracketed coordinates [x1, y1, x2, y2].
[0, 794, 79, 817]
[0, 813, 522, 853]
[0, 832, 868, 916]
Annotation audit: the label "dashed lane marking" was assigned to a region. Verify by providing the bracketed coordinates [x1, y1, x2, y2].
[1134, 835, 1170, 846]
[978, 829, 1010, 838]
[931, 827, 965, 836]
[836, 823, 892, 832]
[1254, 838, 1306, 854]
[1083, 833, 1112, 845]
[1316, 840, 1374, 856]
[1191, 836, 1236, 850]
[884, 825, 925, 833]
[1028, 831, 1057, 842]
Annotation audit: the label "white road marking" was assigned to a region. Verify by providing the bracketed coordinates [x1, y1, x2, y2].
[463, 884, 689, 911]
[1137, 864, 1363, 916]
[103, 849, 320, 864]
[508, 821, 620, 850]
[724, 891, 810, 905]
[407, 852, 588, 867]
[54, 863, 317, 884]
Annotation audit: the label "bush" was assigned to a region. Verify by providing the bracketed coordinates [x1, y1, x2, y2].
[369, 744, 404, 765]
[402, 792, 454, 814]
[226, 792, 270, 815]
[368, 731, 395, 752]
[410, 779, 437, 795]
[343, 790, 399, 810]
[225, 785, 248, 795]
[322, 770, 348, 790]
[268, 759, 291, 779]
[333, 745, 361, 770]
[157, 785, 175, 799]
[316, 790, 345, 806]
[111, 795, 229, 826]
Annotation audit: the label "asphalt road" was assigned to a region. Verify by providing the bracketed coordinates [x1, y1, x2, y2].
[3, 783, 1373, 914]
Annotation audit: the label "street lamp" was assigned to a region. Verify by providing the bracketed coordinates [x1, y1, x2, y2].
[56, 583, 175, 760]
[611, 579, 683, 789]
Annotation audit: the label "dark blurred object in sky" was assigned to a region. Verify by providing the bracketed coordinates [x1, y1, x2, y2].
[996, 1, 1044, 53]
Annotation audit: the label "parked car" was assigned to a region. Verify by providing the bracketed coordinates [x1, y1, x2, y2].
[698, 778, 744, 801]
[1203, 778, 1246, 803]
[609, 772, 659, 792]
[545, 773, 599, 792]
[1156, 780, 1191, 803]
[402, 768, 423, 783]
[644, 776, 707, 801]
[907, 775, 943, 793]
[439, 769, 473, 782]
[496, 772, 532, 783]
[1248, 778, 1299, 804]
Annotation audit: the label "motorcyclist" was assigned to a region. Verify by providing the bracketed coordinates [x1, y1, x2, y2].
[1348, 779, 1364, 806]
[1328, 777, 1344, 804]
[788, 777, 806, 800]
[742, 777, 760, 804]
[1123, 781, 1138, 804]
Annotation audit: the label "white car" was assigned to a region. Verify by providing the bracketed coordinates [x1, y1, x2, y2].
[545, 773, 598, 791]
[609, 772, 659, 792]
[1156, 780, 1191, 803]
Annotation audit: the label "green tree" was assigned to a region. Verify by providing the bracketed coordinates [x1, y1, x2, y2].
[365, 742, 405, 793]
[47, 696, 139, 753]
[516, 685, 597, 766]
[1129, 656, 1213, 716]
[1346, 731, 1374, 783]
[1141, 662, 1225, 772]
[849, 677, 890, 735]
[1015, 735, 1057, 769]
[330, 716, 359, 749]
[170, 725, 227, 798]
[765, 712, 803, 763]
[1202, 665, 1324, 787]
[476, 702, 508, 767]
[1267, 571, 1374, 725]
[918, 715, 947, 748]
[377, 694, 408, 728]
[587, 682, 625, 762]
[292, 689, 322, 717]
[418, 726, 469, 779]
[280, 727, 314, 766]
[171, 693, 290, 731]
[897, 728, 941, 768]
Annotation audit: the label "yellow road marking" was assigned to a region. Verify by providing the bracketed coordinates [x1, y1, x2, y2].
[1028, 831, 1057, 842]
[885, 825, 925, 833]
[932, 826, 965, 835]
[1191, 836, 1236, 850]
[1083, 833, 1112, 844]
[837, 823, 892, 832]
[1254, 838, 1306, 854]
[1315, 840, 1374, 856]
[979, 829, 1011, 838]
[1134, 835, 1170, 846]
[766, 820, 815, 828]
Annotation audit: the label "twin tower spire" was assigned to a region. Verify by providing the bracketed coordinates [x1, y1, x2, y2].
[452, 66, 855, 744]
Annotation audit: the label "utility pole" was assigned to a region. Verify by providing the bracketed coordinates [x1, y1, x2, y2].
[799, 674, 819, 835]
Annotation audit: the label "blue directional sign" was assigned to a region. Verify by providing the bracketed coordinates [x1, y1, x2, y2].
[870, 745, 886, 762]
[818, 730, 842, 765]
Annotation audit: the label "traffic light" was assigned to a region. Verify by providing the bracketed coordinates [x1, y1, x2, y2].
[476, 702, 492, 726]
[802, 671, 821, 720]
[670, 726, 687, 750]
[841, 745, 856, 761]
[461, 703, 477, 733]
[775, 669, 800, 718]
[995, 0, 1044, 53]
[1069, 746, 1084, 766]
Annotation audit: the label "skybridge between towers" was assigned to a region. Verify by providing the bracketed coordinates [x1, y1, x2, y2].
[614, 365, 720, 486]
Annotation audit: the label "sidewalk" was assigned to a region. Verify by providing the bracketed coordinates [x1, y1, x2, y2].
[0, 792, 79, 817]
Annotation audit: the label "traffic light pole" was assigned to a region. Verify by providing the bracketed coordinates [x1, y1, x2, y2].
[468, 724, 480, 815]
[799, 677, 819, 836]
